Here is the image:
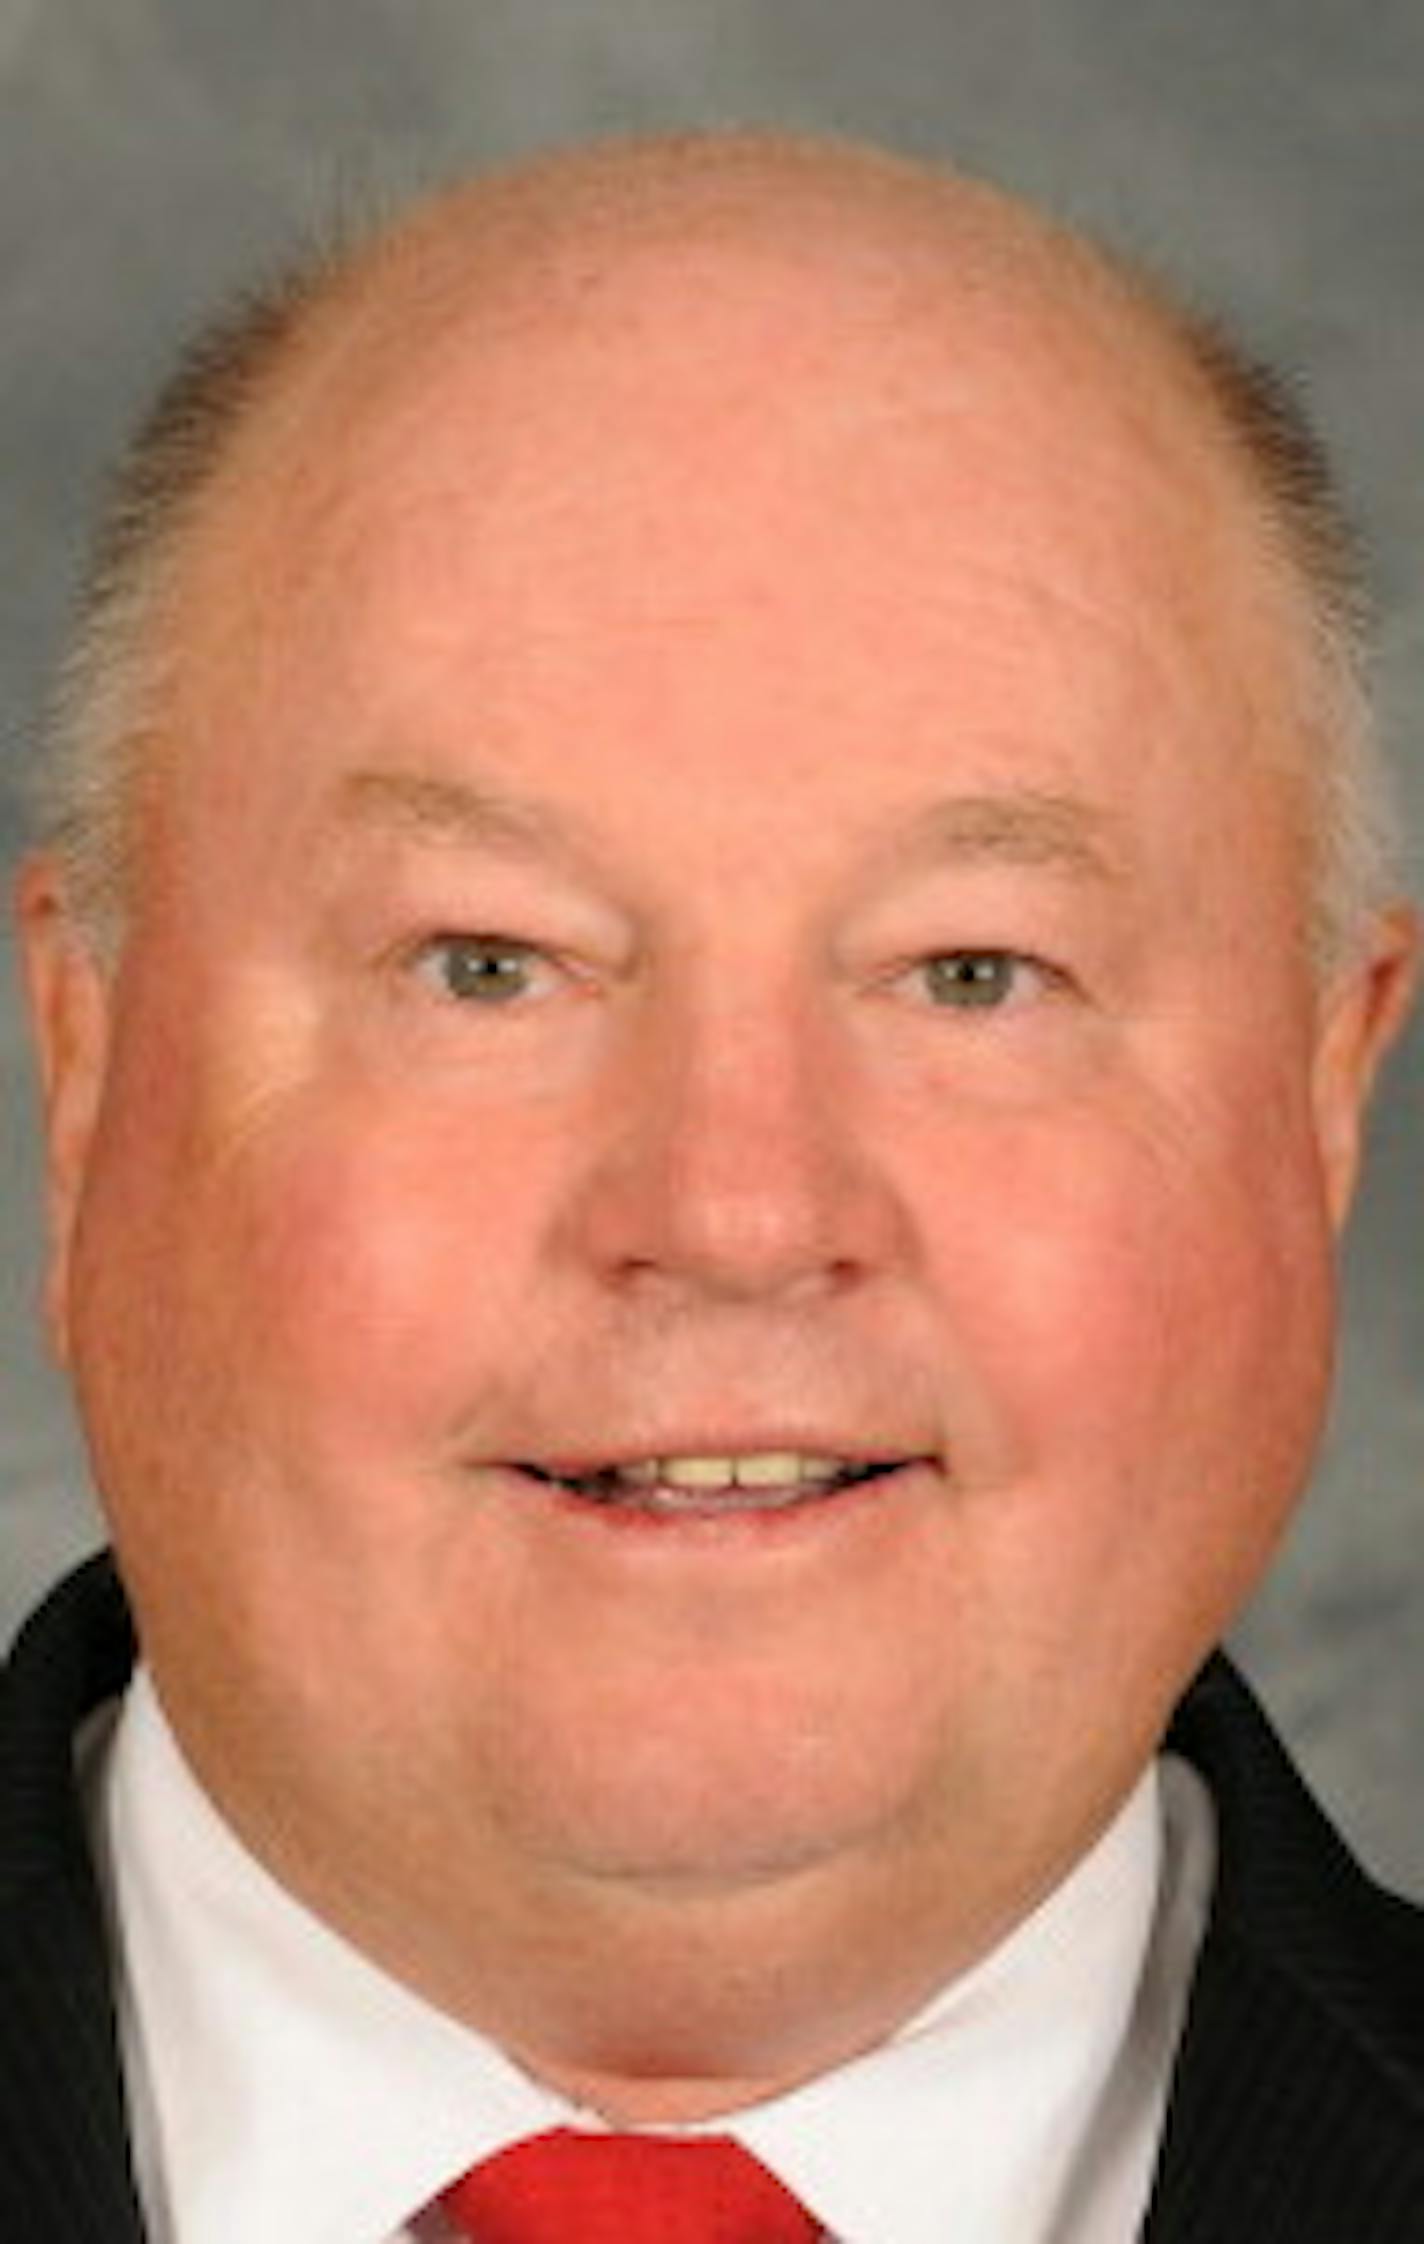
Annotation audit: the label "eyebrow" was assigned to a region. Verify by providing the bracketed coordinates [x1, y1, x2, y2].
[334, 767, 590, 864]
[334, 767, 1122, 886]
[879, 790, 1124, 883]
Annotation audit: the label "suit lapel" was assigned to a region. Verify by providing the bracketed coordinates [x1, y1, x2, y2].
[1144, 1658, 1424, 2242]
[0, 1555, 147, 2243]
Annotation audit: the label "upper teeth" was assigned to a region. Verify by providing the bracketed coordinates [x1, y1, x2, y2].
[613, 1453, 851, 1490]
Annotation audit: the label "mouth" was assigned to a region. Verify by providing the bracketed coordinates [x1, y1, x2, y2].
[511, 1451, 925, 1520]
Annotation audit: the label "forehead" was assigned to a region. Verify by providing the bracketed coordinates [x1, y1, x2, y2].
[157, 173, 1307, 873]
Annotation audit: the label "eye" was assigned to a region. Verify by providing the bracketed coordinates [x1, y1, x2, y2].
[912, 950, 1055, 1010]
[409, 933, 555, 1006]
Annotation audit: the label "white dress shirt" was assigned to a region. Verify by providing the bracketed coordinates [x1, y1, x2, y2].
[85, 1670, 1214, 2244]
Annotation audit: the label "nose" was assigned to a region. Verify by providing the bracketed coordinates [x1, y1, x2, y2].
[557, 986, 909, 1305]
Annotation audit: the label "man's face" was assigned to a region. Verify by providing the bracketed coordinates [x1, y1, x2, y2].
[20, 216, 1410, 2012]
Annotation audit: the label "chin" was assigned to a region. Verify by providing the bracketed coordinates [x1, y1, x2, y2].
[480, 1709, 934, 1893]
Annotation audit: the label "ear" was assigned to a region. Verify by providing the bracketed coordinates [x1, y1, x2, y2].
[1312, 902, 1420, 1229]
[13, 854, 114, 1361]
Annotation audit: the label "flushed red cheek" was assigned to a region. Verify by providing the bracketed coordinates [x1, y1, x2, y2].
[930, 1113, 1329, 1498]
[205, 1116, 535, 1441]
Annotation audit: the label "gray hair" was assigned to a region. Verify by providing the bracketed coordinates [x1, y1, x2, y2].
[1170, 306, 1401, 975]
[30, 197, 1401, 977]
[34, 262, 325, 957]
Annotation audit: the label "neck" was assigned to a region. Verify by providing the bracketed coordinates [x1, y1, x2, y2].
[483, 1862, 970, 2122]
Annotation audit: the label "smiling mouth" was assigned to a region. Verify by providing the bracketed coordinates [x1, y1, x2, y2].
[512, 1453, 921, 1519]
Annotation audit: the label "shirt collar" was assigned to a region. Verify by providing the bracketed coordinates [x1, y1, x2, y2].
[92, 1667, 1205, 2244]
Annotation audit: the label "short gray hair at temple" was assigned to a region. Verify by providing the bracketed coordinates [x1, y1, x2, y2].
[29, 188, 1402, 979]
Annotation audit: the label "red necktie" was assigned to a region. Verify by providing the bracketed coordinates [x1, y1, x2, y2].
[442, 2127, 821, 2243]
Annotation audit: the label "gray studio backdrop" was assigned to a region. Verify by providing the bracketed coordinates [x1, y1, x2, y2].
[2, 1, 1421, 1884]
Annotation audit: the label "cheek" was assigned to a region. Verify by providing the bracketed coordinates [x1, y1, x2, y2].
[915, 1073, 1335, 1519]
[206, 1105, 551, 1443]
[69, 1075, 561, 1695]
[75, 1043, 554, 1493]
[881, 1068, 1337, 1760]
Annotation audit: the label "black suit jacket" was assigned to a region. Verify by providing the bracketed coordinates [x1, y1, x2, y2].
[2, 1552, 1423, 2241]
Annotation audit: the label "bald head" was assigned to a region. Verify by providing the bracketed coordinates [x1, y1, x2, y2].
[38, 129, 1392, 965]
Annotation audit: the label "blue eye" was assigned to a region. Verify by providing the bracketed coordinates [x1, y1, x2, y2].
[414, 935, 543, 1004]
[919, 952, 1040, 1009]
